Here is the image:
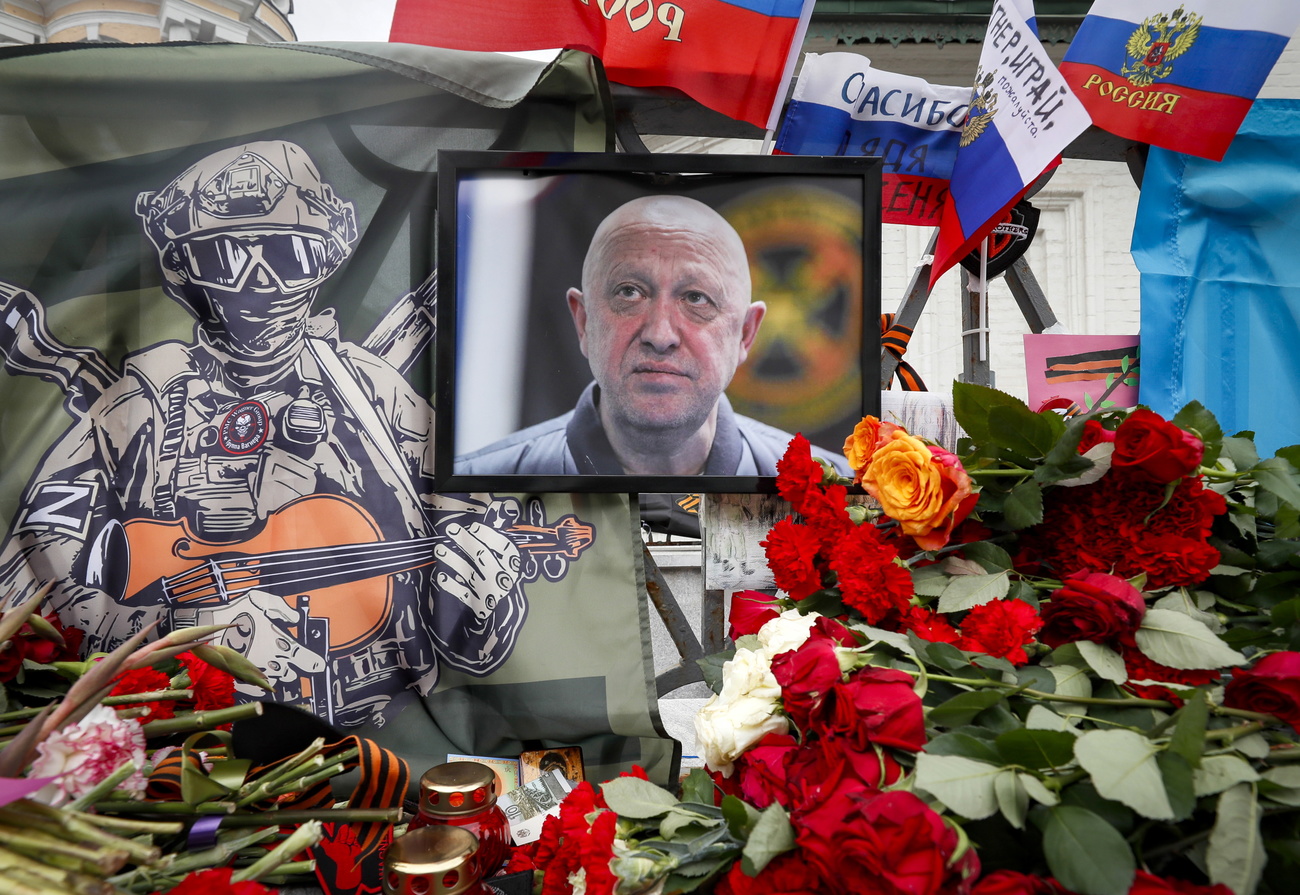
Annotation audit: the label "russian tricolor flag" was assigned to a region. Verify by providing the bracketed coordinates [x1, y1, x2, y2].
[388, 0, 815, 129]
[929, 0, 1091, 287]
[1060, 1, 1300, 161]
[775, 54, 970, 227]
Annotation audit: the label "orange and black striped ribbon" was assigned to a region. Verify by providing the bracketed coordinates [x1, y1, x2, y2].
[275, 734, 410, 861]
[147, 732, 409, 864]
[881, 314, 927, 391]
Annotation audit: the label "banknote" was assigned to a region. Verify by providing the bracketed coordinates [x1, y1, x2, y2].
[497, 770, 574, 844]
[445, 753, 521, 795]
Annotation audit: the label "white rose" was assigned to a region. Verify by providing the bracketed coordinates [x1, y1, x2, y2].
[755, 608, 820, 658]
[694, 648, 787, 777]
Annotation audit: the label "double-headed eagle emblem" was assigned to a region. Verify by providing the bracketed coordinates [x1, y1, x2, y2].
[1121, 5, 1202, 87]
[960, 70, 998, 148]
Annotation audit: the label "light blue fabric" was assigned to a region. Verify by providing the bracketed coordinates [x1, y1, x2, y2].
[1131, 99, 1300, 455]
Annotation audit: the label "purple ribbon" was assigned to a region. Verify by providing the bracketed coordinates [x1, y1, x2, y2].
[187, 815, 224, 851]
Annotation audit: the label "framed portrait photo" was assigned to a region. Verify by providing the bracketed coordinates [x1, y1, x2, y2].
[434, 150, 882, 493]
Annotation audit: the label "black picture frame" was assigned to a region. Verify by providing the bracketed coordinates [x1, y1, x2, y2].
[434, 150, 882, 494]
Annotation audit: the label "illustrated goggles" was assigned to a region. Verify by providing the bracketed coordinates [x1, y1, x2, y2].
[176, 230, 340, 292]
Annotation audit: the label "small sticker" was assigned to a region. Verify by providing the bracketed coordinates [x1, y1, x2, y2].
[219, 400, 269, 454]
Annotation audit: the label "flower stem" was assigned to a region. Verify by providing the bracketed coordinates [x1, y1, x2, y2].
[141, 700, 262, 737]
[67, 758, 140, 813]
[905, 669, 1174, 708]
[230, 820, 323, 884]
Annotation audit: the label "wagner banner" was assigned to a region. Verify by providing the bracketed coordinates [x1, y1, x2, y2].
[0, 41, 677, 789]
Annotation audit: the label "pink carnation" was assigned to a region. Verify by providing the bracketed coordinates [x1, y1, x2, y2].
[29, 705, 147, 805]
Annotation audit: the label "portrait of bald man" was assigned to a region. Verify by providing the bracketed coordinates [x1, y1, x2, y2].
[455, 194, 850, 478]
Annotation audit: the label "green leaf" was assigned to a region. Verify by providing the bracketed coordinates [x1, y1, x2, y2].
[1194, 755, 1260, 797]
[1157, 752, 1196, 821]
[926, 731, 1005, 764]
[960, 541, 1015, 573]
[938, 570, 1011, 613]
[913, 565, 951, 597]
[1075, 640, 1127, 684]
[698, 650, 735, 695]
[1047, 663, 1094, 706]
[740, 803, 796, 876]
[989, 403, 1059, 457]
[1001, 481, 1045, 530]
[913, 753, 1002, 820]
[995, 769, 1030, 829]
[1042, 805, 1136, 895]
[601, 776, 679, 819]
[1253, 457, 1300, 510]
[1134, 609, 1247, 670]
[1173, 401, 1223, 466]
[680, 768, 715, 806]
[1168, 690, 1210, 769]
[928, 689, 1007, 728]
[661, 807, 721, 840]
[1222, 435, 1260, 471]
[1020, 772, 1061, 807]
[721, 795, 760, 840]
[995, 729, 1077, 770]
[1208, 783, 1267, 895]
[952, 382, 1034, 445]
[1035, 417, 1095, 484]
[1073, 729, 1173, 820]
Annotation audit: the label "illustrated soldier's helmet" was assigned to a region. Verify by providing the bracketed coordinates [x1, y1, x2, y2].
[136, 140, 359, 296]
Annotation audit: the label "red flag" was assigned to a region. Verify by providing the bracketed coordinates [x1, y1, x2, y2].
[389, 0, 814, 129]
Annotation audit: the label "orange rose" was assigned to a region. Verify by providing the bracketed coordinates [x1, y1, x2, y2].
[861, 435, 973, 550]
[842, 416, 904, 485]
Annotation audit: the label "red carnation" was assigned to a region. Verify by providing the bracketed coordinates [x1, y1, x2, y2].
[761, 517, 825, 601]
[152, 867, 275, 895]
[895, 606, 960, 644]
[1120, 643, 1220, 705]
[827, 522, 913, 626]
[972, 870, 1065, 895]
[111, 667, 177, 723]
[1223, 651, 1300, 732]
[958, 599, 1042, 666]
[1112, 409, 1204, 483]
[178, 652, 236, 713]
[777, 433, 829, 515]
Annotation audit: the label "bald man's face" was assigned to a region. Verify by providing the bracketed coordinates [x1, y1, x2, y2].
[567, 199, 765, 439]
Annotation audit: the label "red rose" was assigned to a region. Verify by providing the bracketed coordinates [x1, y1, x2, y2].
[761, 518, 825, 601]
[1112, 409, 1204, 483]
[0, 637, 26, 681]
[827, 522, 914, 625]
[729, 591, 781, 640]
[771, 637, 843, 732]
[1224, 651, 1300, 731]
[785, 736, 900, 817]
[733, 733, 799, 810]
[806, 667, 925, 753]
[777, 433, 829, 514]
[1077, 419, 1116, 454]
[799, 789, 979, 895]
[958, 599, 1042, 666]
[1128, 870, 1234, 895]
[972, 870, 1064, 895]
[715, 850, 827, 895]
[1039, 571, 1146, 648]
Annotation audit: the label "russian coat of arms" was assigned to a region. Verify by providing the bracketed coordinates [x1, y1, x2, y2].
[960, 69, 998, 148]
[1121, 5, 1202, 87]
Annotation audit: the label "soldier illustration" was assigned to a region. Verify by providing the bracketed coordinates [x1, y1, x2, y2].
[0, 140, 593, 728]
